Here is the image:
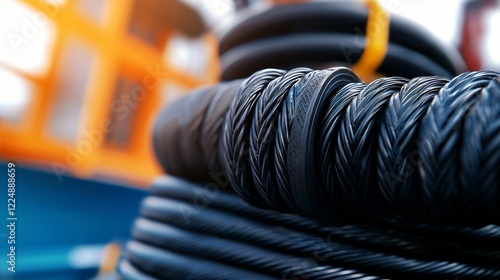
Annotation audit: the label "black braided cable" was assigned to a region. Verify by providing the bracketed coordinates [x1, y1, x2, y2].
[375, 76, 450, 221]
[219, 68, 286, 207]
[153, 67, 500, 226]
[148, 177, 500, 265]
[284, 69, 331, 215]
[248, 73, 288, 208]
[118, 259, 156, 280]
[133, 218, 380, 279]
[152, 177, 500, 250]
[273, 70, 318, 212]
[418, 71, 499, 224]
[153, 81, 241, 182]
[319, 83, 366, 216]
[126, 240, 275, 280]
[460, 77, 500, 225]
[178, 87, 219, 178]
[335, 77, 409, 220]
[133, 218, 302, 277]
[249, 67, 311, 210]
[142, 197, 500, 279]
[122, 177, 500, 279]
[153, 96, 188, 178]
[139, 197, 500, 279]
[200, 81, 242, 178]
[150, 177, 323, 231]
[287, 68, 361, 223]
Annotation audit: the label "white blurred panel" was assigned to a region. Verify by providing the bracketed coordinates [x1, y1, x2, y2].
[483, 7, 500, 70]
[0, 0, 59, 75]
[0, 68, 33, 123]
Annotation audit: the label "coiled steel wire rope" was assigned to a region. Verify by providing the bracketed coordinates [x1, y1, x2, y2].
[121, 177, 500, 279]
[154, 67, 500, 226]
[217, 2, 466, 80]
[142, 67, 500, 279]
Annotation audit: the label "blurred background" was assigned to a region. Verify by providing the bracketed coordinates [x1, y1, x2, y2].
[0, 0, 226, 186]
[0, 0, 498, 279]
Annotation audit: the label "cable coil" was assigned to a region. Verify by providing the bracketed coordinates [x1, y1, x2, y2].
[217, 2, 466, 80]
[154, 67, 500, 226]
[120, 177, 500, 279]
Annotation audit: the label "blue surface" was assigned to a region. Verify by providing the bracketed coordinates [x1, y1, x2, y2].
[0, 162, 148, 279]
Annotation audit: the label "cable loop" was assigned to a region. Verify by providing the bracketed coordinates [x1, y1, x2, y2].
[154, 67, 500, 226]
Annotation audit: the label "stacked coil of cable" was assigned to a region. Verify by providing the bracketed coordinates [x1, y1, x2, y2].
[216, 2, 467, 80]
[126, 66, 500, 279]
[119, 176, 500, 279]
[154, 67, 500, 226]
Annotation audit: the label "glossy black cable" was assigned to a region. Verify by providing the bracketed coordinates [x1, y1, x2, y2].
[460, 77, 500, 225]
[153, 67, 500, 226]
[121, 176, 500, 279]
[153, 80, 244, 183]
[200, 81, 242, 178]
[151, 176, 500, 254]
[334, 77, 408, 220]
[126, 240, 275, 280]
[287, 68, 361, 222]
[218, 2, 466, 75]
[220, 34, 454, 80]
[319, 82, 366, 216]
[219, 68, 286, 207]
[138, 197, 500, 278]
[178, 87, 218, 178]
[249, 67, 311, 210]
[375, 76, 450, 221]
[132, 218, 378, 279]
[118, 259, 156, 280]
[148, 177, 500, 261]
[418, 71, 499, 225]
[274, 70, 317, 212]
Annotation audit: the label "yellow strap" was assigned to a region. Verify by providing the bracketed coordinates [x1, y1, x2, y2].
[352, 0, 390, 81]
[98, 242, 121, 275]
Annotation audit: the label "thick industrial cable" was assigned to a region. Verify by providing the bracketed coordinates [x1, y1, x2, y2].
[217, 2, 466, 80]
[132, 218, 377, 279]
[460, 77, 500, 225]
[418, 71, 500, 225]
[220, 34, 454, 80]
[122, 176, 500, 279]
[118, 259, 156, 280]
[220, 2, 465, 75]
[274, 70, 318, 212]
[219, 68, 286, 207]
[200, 82, 242, 177]
[148, 178, 500, 250]
[126, 240, 275, 280]
[153, 81, 241, 182]
[286, 68, 362, 222]
[249, 67, 312, 210]
[331, 77, 409, 221]
[153, 67, 500, 227]
[375, 76, 450, 222]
